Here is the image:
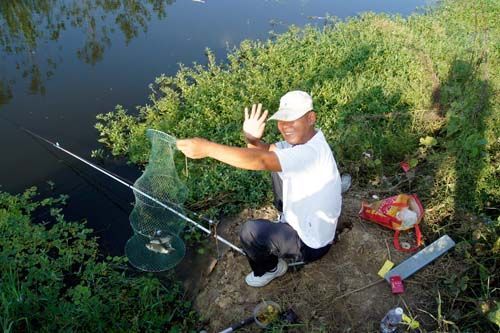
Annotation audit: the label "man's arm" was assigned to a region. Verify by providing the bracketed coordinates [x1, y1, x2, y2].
[177, 138, 281, 171]
[245, 138, 277, 152]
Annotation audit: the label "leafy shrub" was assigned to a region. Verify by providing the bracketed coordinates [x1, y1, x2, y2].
[0, 188, 199, 332]
[95, 0, 498, 217]
[95, 0, 499, 330]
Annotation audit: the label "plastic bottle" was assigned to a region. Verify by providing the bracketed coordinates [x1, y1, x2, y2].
[380, 307, 403, 333]
[341, 174, 352, 193]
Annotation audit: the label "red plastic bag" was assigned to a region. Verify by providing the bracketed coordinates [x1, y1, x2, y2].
[359, 194, 424, 252]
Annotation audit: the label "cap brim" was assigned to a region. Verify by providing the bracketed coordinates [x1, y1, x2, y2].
[268, 109, 309, 121]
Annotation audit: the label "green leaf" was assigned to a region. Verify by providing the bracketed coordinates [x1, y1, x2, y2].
[419, 136, 437, 147]
[488, 303, 500, 327]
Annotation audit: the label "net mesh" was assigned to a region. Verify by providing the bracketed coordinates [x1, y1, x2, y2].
[125, 129, 188, 272]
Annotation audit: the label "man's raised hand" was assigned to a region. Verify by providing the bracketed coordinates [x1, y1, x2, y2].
[243, 103, 268, 142]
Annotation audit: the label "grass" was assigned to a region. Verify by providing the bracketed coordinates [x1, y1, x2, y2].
[0, 188, 200, 332]
[61, 0, 500, 330]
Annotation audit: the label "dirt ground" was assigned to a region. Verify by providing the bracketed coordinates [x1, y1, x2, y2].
[178, 189, 454, 332]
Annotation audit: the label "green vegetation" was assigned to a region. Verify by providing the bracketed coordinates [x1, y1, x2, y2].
[96, 0, 498, 215]
[95, 0, 499, 330]
[0, 188, 199, 332]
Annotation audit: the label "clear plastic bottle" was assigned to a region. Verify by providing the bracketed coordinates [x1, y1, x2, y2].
[380, 307, 403, 333]
[341, 174, 352, 193]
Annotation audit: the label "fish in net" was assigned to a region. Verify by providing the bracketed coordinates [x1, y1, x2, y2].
[22, 127, 245, 272]
[125, 129, 188, 272]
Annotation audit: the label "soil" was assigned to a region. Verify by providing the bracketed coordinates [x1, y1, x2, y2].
[178, 189, 452, 332]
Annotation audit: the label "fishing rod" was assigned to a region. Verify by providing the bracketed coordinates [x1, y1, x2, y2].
[22, 128, 246, 255]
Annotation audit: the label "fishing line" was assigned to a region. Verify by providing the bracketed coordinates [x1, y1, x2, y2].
[1, 114, 131, 214]
[21, 127, 245, 255]
[0, 115, 213, 225]
[2, 115, 305, 267]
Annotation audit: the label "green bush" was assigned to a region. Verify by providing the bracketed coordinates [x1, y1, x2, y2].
[95, 0, 498, 217]
[0, 188, 199, 332]
[95, 0, 499, 329]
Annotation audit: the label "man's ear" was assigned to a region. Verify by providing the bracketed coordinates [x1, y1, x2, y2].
[308, 111, 317, 125]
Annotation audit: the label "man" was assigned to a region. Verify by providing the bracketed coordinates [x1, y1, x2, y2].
[177, 90, 342, 287]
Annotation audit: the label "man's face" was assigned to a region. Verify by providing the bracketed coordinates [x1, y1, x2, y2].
[277, 111, 316, 145]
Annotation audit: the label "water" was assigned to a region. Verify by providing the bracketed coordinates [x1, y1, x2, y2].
[0, 0, 430, 256]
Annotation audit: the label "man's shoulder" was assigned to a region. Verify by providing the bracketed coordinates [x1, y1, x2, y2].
[308, 130, 333, 154]
[310, 129, 328, 144]
[275, 140, 291, 150]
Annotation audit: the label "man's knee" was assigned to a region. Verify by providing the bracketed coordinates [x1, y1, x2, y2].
[239, 220, 257, 244]
[239, 219, 265, 245]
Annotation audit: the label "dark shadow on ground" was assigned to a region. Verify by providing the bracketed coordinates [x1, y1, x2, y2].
[439, 58, 493, 214]
[432, 55, 496, 330]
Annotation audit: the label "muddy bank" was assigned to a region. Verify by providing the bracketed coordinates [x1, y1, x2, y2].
[182, 190, 453, 332]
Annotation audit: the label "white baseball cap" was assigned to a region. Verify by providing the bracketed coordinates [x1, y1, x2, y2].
[268, 90, 313, 121]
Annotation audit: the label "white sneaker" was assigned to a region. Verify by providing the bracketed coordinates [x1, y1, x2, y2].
[245, 259, 288, 287]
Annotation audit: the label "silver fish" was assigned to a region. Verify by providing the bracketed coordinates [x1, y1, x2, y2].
[145, 242, 175, 254]
[149, 236, 172, 245]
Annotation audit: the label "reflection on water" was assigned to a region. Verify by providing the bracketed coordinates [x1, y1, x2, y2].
[0, 0, 429, 255]
[0, 0, 175, 105]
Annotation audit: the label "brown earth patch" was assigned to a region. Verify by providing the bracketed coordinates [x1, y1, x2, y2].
[179, 189, 454, 332]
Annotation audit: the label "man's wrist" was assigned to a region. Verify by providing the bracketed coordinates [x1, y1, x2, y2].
[244, 135, 261, 146]
[204, 139, 217, 158]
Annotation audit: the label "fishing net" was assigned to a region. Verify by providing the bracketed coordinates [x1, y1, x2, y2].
[125, 129, 188, 272]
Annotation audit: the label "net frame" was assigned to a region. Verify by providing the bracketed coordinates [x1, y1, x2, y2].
[125, 129, 188, 272]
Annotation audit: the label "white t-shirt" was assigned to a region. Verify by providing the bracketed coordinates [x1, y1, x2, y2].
[274, 130, 342, 248]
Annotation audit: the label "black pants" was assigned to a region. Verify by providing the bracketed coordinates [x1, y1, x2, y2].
[239, 173, 332, 276]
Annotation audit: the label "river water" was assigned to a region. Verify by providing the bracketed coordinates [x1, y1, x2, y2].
[0, 0, 429, 255]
